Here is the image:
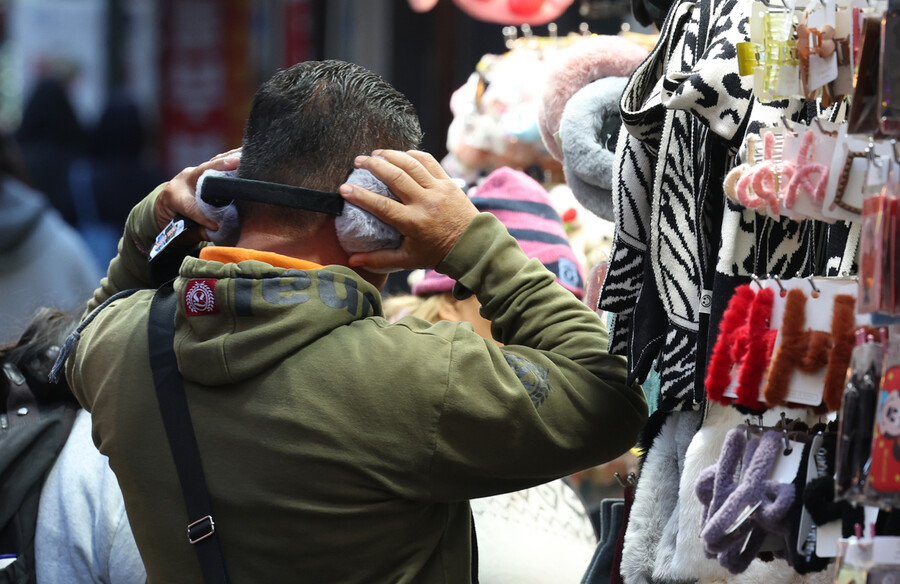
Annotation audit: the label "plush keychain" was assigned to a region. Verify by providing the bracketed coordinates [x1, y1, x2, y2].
[705, 284, 777, 410]
[782, 130, 829, 211]
[736, 132, 782, 216]
[724, 163, 753, 203]
[695, 429, 758, 550]
[724, 136, 759, 204]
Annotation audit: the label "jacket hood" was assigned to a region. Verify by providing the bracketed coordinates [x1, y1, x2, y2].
[172, 255, 384, 386]
[0, 178, 48, 253]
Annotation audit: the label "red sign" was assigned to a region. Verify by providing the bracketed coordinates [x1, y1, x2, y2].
[159, 0, 251, 175]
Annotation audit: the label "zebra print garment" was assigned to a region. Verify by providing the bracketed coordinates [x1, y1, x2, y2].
[600, 0, 855, 412]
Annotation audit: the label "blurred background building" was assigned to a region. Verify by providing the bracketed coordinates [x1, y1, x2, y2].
[0, 0, 637, 175]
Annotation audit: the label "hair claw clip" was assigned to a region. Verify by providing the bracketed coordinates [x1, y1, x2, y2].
[770, 274, 787, 296]
[807, 275, 820, 297]
[812, 118, 839, 137]
[782, 115, 799, 135]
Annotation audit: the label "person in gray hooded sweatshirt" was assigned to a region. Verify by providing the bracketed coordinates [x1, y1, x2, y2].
[0, 132, 100, 344]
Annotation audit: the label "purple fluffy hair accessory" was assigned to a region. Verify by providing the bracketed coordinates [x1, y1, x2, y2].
[696, 429, 796, 574]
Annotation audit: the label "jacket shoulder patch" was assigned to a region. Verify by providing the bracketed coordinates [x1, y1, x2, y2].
[504, 353, 553, 408]
[185, 279, 218, 316]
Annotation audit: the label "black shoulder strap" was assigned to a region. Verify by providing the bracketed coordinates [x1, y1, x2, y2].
[148, 282, 230, 584]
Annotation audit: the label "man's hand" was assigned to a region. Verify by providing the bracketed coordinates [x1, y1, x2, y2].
[339, 150, 478, 271]
[155, 148, 242, 234]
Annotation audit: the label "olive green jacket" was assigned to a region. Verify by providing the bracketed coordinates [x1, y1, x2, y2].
[66, 185, 647, 583]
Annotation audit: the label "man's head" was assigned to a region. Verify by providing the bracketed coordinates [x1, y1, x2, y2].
[236, 60, 422, 236]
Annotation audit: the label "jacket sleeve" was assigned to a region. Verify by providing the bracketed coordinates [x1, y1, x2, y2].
[83, 184, 200, 315]
[428, 212, 648, 501]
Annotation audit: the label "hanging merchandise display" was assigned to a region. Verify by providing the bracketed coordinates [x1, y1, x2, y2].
[834, 331, 884, 502]
[444, 31, 569, 186]
[560, 0, 900, 575]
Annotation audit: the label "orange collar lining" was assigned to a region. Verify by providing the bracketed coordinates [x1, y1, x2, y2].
[200, 247, 324, 271]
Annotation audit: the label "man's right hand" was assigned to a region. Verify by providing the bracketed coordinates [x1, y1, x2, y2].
[154, 148, 242, 235]
[339, 150, 478, 271]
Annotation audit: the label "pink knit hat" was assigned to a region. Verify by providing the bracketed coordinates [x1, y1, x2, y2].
[412, 167, 584, 299]
[538, 35, 648, 161]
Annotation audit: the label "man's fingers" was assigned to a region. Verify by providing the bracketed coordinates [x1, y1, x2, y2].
[359, 150, 435, 193]
[156, 152, 241, 231]
[352, 157, 423, 205]
[193, 153, 240, 180]
[339, 183, 408, 227]
[213, 147, 242, 160]
[405, 150, 451, 181]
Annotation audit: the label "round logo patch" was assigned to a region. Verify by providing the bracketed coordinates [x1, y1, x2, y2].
[185, 279, 218, 316]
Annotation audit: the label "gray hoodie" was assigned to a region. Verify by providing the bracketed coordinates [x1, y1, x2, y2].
[0, 178, 100, 343]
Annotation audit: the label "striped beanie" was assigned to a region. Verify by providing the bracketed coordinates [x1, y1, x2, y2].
[412, 166, 585, 299]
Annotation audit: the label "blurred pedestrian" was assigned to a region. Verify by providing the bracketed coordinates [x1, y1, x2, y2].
[0, 131, 99, 344]
[15, 77, 86, 227]
[77, 89, 167, 267]
[0, 307, 144, 584]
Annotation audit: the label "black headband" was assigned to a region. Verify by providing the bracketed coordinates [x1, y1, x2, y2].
[200, 175, 345, 216]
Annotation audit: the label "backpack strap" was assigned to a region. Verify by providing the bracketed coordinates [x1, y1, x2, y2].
[4, 364, 40, 429]
[148, 281, 230, 584]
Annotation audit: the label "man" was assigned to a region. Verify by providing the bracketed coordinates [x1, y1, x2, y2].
[64, 60, 647, 583]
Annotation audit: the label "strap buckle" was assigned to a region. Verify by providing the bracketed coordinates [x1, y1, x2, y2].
[187, 515, 216, 544]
